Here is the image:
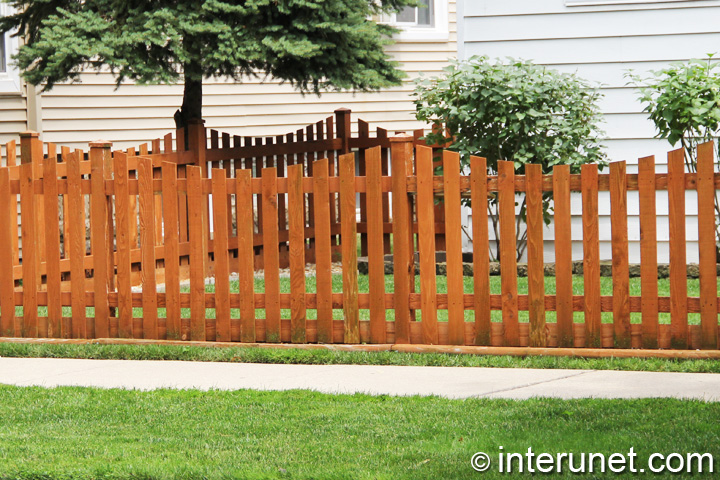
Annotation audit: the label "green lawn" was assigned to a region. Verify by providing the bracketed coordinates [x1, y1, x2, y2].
[24, 273, 718, 325]
[0, 386, 717, 479]
[2, 342, 720, 373]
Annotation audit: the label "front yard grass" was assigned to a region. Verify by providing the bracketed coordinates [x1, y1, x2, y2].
[0, 385, 717, 479]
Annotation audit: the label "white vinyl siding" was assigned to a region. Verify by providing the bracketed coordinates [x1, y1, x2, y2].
[459, 0, 720, 263]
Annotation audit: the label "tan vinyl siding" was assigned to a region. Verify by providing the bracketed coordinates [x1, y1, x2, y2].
[0, 94, 26, 147]
[38, 1, 456, 149]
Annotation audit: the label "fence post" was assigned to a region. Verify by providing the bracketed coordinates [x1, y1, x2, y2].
[19, 131, 40, 337]
[335, 108, 351, 154]
[390, 133, 415, 344]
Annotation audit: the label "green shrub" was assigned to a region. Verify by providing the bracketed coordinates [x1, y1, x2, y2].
[628, 55, 720, 254]
[414, 56, 606, 261]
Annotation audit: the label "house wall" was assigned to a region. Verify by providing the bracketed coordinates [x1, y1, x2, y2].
[0, 94, 25, 148]
[459, 0, 720, 263]
[32, 1, 456, 149]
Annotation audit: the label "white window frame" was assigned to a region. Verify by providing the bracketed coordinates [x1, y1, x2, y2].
[0, 3, 21, 94]
[384, 0, 449, 42]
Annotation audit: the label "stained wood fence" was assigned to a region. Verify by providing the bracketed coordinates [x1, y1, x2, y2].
[0, 127, 718, 349]
[0, 109, 443, 275]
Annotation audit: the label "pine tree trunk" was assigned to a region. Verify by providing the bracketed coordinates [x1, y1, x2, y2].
[174, 75, 203, 130]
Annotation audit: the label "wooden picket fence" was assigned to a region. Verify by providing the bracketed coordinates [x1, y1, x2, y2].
[0, 124, 718, 349]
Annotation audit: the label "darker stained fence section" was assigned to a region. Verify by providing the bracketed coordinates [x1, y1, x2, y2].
[0, 113, 718, 351]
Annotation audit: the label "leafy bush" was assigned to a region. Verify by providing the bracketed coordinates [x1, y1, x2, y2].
[628, 56, 720, 254]
[414, 56, 606, 261]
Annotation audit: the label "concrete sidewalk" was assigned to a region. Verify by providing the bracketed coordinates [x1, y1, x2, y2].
[1, 357, 719, 400]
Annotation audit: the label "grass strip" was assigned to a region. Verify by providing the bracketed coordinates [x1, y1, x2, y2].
[2, 342, 720, 373]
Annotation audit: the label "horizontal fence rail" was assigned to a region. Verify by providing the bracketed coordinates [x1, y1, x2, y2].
[0, 122, 718, 350]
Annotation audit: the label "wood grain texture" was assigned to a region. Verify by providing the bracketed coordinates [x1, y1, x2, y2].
[114, 153, 133, 339]
[366, 147, 387, 344]
[212, 169, 231, 342]
[416, 146, 438, 345]
[66, 151, 86, 339]
[0, 168, 15, 337]
[19, 137, 39, 338]
[262, 167, 281, 343]
[187, 166, 207, 341]
[470, 156, 491, 346]
[390, 137, 414, 344]
[696, 142, 718, 349]
[7, 141, 19, 267]
[236, 169, 256, 343]
[312, 158, 333, 344]
[667, 149, 688, 349]
[138, 156, 158, 340]
[90, 146, 110, 339]
[610, 161, 631, 348]
[43, 147, 62, 338]
[288, 163, 307, 344]
[498, 160, 518, 346]
[638, 156, 659, 349]
[340, 153, 360, 343]
[443, 150, 464, 346]
[525, 164, 546, 347]
[162, 162, 181, 340]
[581, 163, 601, 348]
[553, 165, 573, 348]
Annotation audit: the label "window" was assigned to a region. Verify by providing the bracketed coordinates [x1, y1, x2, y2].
[397, 0, 434, 27]
[0, 34, 6, 73]
[384, 0, 448, 41]
[0, 3, 21, 93]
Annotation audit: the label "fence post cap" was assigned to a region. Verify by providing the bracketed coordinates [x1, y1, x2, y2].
[187, 118, 206, 125]
[19, 131, 39, 138]
[334, 107, 351, 113]
[389, 133, 413, 143]
[89, 140, 113, 148]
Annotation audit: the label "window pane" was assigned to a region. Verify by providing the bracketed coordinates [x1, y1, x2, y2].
[0, 34, 6, 73]
[396, 6, 416, 23]
[417, 0, 433, 26]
